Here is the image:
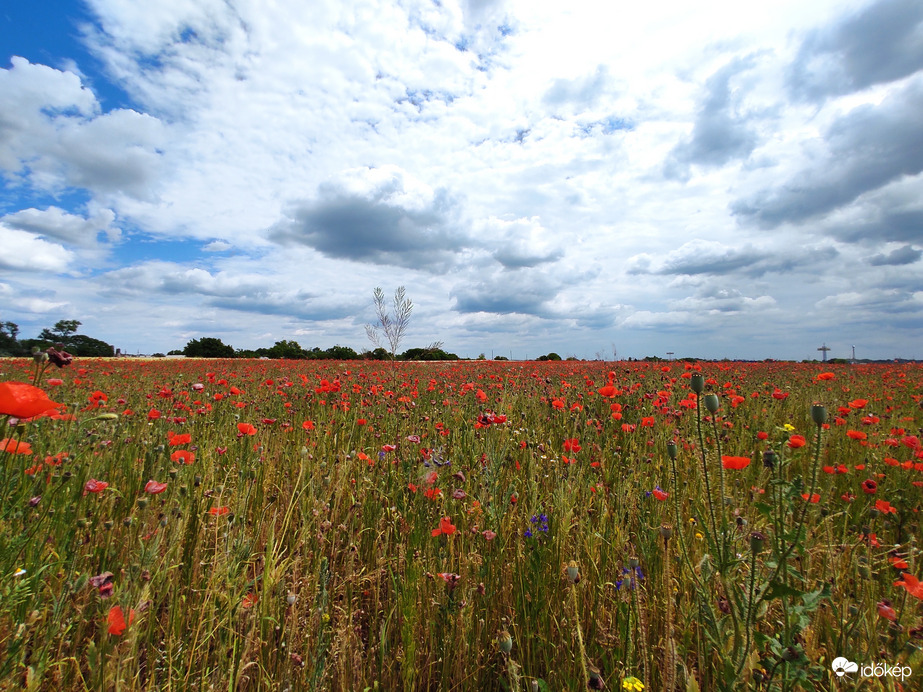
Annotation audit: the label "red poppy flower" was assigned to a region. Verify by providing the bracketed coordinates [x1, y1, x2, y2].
[84, 479, 109, 494]
[107, 605, 136, 635]
[756, 431, 768, 441]
[816, 372, 835, 381]
[861, 479, 877, 494]
[721, 455, 751, 470]
[302, 420, 315, 431]
[208, 506, 230, 516]
[787, 435, 806, 449]
[848, 399, 868, 409]
[147, 408, 161, 420]
[877, 600, 897, 621]
[846, 430, 867, 441]
[47, 378, 64, 386]
[170, 450, 195, 465]
[0, 381, 63, 419]
[894, 573, 923, 600]
[562, 438, 581, 453]
[0, 438, 32, 454]
[652, 488, 669, 501]
[431, 516, 457, 537]
[237, 423, 257, 436]
[889, 555, 910, 570]
[144, 480, 168, 494]
[168, 432, 191, 446]
[801, 493, 821, 503]
[875, 499, 897, 515]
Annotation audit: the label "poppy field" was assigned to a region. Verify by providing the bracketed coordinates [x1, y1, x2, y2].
[0, 356, 922, 691]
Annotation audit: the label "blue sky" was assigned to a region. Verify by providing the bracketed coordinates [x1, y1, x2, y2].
[1, 0, 922, 359]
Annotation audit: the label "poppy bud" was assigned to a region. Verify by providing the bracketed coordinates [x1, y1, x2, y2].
[810, 404, 828, 426]
[704, 394, 720, 414]
[763, 450, 777, 470]
[666, 441, 677, 461]
[690, 373, 705, 394]
[749, 531, 767, 554]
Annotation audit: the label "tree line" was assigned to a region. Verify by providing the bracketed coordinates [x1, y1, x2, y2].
[0, 320, 115, 357]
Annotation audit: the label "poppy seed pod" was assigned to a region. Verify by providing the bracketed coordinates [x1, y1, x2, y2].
[566, 562, 580, 583]
[659, 523, 673, 540]
[704, 394, 720, 414]
[811, 404, 828, 426]
[690, 373, 705, 394]
[497, 631, 513, 654]
[750, 530, 767, 554]
[667, 441, 677, 461]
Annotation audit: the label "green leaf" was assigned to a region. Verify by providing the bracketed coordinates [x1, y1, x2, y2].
[763, 580, 804, 601]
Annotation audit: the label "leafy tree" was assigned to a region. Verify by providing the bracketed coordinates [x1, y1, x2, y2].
[536, 352, 562, 361]
[267, 340, 307, 359]
[68, 334, 114, 357]
[323, 344, 359, 360]
[183, 337, 235, 358]
[0, 321, 20, 356]
[39, 320, 81, 344]
[365, 286, 413, 360]
[362, 347, 391, 360]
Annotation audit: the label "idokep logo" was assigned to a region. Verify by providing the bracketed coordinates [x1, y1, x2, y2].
[832, 657, 912, 681]
[831, 657, 858, 677]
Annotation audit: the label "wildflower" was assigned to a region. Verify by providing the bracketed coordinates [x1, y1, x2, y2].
[816, 372, 836, 381]
[783, 423, 796, 432]
[84, 479, 109, 494]
[787, 434, 807, 449]
[170, 450, 195, 464]
[862, 479, 877, 495]
[622, 676, 644, 691]
[562, 438, 581, 453]
[208, 506, 230, 516]
[0, 438, 32, 454]
[849, 399, 868, 409]
[894, 573, 923, 600]
[482, 529, 497, 540]
[875, 499, 898, 515]
[877, 600, 897, 621]
[107, 605, 136, 636]
[0, 381, 62, 419]
[237, 423, 257, 436]
[144, 480, 168, 494]
[432, 516, 457, 537]
[651, 487, 669, 501]
[846, 430, 867, 441]
[45, 346, 74, 368]
[89, 572, 115, 598]
[721, 455, 750, 470]
[168, 432, 191, 446]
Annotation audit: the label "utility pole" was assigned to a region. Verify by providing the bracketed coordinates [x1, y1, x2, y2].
[851, 345, 856, 363]
[666, 351, 674, 360]
[817, 343, 830, 362]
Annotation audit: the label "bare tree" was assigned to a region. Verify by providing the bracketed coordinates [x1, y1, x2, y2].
[365, 286, 413, 359]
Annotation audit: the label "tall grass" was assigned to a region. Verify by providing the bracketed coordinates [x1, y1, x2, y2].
[0, 358, 920, 689]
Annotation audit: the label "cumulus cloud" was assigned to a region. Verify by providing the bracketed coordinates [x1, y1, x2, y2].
[451, 268, 560, 316]
[664, 56, 761, 179]
[733, 77, 923, 227]
[99, 261, 358, 321]
[628, 239, 838, 277]
[0, 57, 166, 198]
[788, 0, 923, 101]
[0, 226, 74, 272]
[269, 166, 467, 270]
[1, 206, 118, 247]
[868, 244, 921, 265]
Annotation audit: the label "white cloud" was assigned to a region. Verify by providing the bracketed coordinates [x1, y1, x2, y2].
[0, 226, 74, 272]
[0, 0, 920, 359]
